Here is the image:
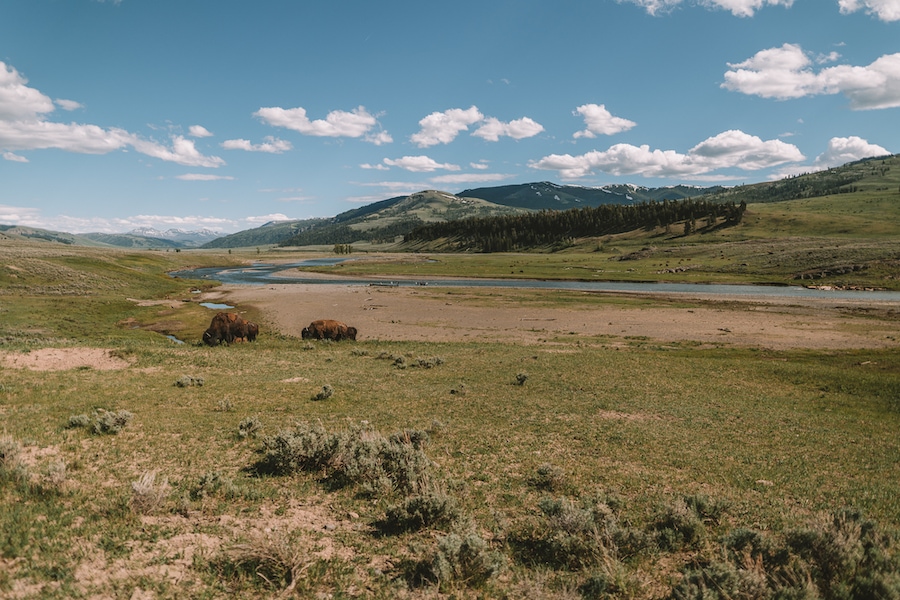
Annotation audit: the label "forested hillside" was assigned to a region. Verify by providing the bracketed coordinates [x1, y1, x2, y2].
[403, 198, 746, 252]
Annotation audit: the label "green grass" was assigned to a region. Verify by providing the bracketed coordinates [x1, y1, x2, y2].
[2, 238, 899, 597]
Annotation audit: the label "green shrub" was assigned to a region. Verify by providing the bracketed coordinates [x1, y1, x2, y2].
[175, 375, 204, 387]
[91, 409, 134, 435]
[191, 471, 240, 500]
[67, 413, 91, 429]
[512, 496, 622, 570]
[238, 416, 262, 439]
[408, 531, 503, 590]
[256, 422, 434, 496]
[383, 488, 460, 533]
[652, 497, 707, 551]
[530, 463, 566, 492]
[312, 384, 334, 401]
[67, 409, 133, 434]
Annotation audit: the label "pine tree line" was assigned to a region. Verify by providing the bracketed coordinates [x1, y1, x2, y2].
[404, 199, 746, 252]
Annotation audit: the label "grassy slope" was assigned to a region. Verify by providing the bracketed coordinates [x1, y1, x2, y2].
[1, 232, 899, 597]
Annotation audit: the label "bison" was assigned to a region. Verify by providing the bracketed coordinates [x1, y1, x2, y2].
[203, 312, 258, 345]
[301, 319, 357, 341]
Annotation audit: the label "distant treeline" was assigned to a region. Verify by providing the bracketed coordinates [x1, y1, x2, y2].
[404, 199, 746, 252]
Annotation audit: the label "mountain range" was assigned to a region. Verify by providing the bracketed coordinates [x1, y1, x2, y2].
[1, 157, 893, 250]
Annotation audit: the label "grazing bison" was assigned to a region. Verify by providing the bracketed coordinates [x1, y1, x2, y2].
[301, 319, 357, 341]
[203, 312, 258, 345]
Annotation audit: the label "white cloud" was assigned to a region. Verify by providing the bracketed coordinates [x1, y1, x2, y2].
[243, 213, 297, 225]
[814, 136, 891, 168]
[55, 99, 83, 111]
[189, 125, 213, 137]
[176, 173, 236, 181]
[473, 116, 544, 141]
[700, 0, 793, 17]
[0, 62, 55, 120]
[839, 0, 900, 21]
[360, 162, 390, 171]
[221, 136, 292, 153]
[530, 129, 804, 179]
[723, 44, 900, 109]
[365, 130, 393, 145]
[573, 104, 637, 138]
[410, 106, 484, 147]
[128, 135, 226, 168]
[618, 0, 793, 16]
[3, 151, 27, 162]
[383, 155, 461, 172]
[254, 105, 386, 142]
[0, 61, 225, 167]
[470, 161, 490, 170]
[430, 173, 512, 185]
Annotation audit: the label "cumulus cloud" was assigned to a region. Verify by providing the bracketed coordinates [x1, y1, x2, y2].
[383, 155, 461, 172]
[55, 99, 84, 111]
[0, 61, 225, 167]
[573, 104, 637, 138]
[839, 0, 900, 21]
[619, 0, 793, 16]
[176, 173, 236, 181]
[221, 136, 292, 153]
[473, 116, 544, 141]
[3, 151, 27, 162]
[189, 125, 213, 137]
[254, 105, 388, 143]
[814, 136, 891, 168]
[411, 106, 484, 147]
[360, 162, 390, 171]
[529, 129, 804, 179]
[723, 44, 900, 109]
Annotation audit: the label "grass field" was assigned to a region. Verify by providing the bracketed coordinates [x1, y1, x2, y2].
[1, 237, 899, 598]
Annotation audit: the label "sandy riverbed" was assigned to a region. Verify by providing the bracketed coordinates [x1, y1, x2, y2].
[211, 279, 900, 350]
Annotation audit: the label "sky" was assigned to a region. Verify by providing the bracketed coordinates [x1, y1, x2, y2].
[0, 0, 898, 234]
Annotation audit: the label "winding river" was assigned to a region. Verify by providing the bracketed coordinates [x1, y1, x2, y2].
[171, 259, 900, 303]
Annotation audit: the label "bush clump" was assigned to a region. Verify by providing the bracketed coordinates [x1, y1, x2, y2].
[130, 471, 170, 514]
[512, 496, 626, 571]
[406, 531, 504, 591]
[175, 375, 204, 387]
[238, 416, 262, 439]
[383, 488, 460, 533]
[256, 421, 434, 496]
[312, 384, 334, 401]
[68, 409, 133, 435]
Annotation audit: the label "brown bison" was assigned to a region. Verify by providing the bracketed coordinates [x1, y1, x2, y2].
[203, 312, 258, 345]
[301, 319, 357, 341]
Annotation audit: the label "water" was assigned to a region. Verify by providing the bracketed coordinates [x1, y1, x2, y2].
[200, 302, 234, 310]
[170, 259, 900, 303]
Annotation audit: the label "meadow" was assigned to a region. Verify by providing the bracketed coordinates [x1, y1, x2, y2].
[1, 234, 899, 599]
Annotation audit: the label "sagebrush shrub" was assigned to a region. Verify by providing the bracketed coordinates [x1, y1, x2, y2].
[531, 463, 566, 492]
[652, 497, 707, 551]
[513, 496, 624, 570]
[428, 532, 504, 590]
[312, 384, 334, 401]
[92, 409, 134, 435]
[257, 422, 433, 496]
[67, 413, 91, 429]
[384, 488, 460, 533]
[238, 416, 262, 439]
[175, 375, 204, 387]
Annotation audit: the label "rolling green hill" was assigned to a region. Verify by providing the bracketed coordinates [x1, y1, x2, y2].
[276, 190, 527, 248]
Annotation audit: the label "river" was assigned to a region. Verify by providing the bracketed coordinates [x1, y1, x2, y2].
[171, 259, 900, 303]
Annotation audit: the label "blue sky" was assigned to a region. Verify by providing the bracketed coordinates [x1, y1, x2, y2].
[1, 0, 897, 234]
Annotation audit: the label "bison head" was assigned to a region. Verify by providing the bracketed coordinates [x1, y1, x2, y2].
[345, 326, 358, 341]
[301, 327, 312, 339]
[202, 329, 220, 346]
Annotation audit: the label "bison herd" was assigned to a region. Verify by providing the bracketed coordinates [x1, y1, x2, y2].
[202, 312, 357, 346]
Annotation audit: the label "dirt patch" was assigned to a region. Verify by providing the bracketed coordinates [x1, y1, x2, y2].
[215, 282, 900, 351]
[0, 348, 132, 371]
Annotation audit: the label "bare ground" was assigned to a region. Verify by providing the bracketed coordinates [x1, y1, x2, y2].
[214, 280, 900, 351]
